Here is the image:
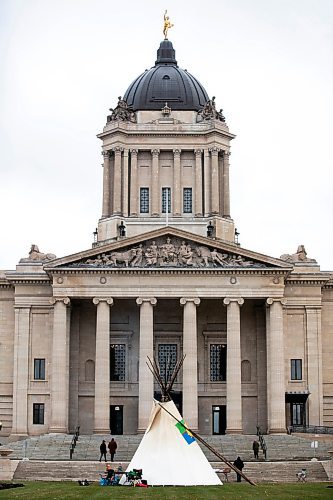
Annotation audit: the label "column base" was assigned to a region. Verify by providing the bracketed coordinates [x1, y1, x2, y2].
[225, 428, 243, 434]
[93, 429, 110, 435]
[9, 433, 28, 440]
[48, 427, 68, 434]
[268, 428, 287, 434]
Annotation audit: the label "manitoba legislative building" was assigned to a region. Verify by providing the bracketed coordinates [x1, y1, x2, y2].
[1, 38, 332, 439]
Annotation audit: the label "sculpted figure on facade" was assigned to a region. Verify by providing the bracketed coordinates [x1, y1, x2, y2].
[75, 236, 267, 269]
[107, 96, 137, 123]
[20, 244, 56, 262]
[280, 245, 317, 264]
[197, 96, 226, 123]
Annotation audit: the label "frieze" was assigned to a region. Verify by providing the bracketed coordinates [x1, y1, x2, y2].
[64, 237, 268, 269]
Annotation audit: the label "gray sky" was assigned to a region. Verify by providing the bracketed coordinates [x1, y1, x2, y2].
[1, 0, 332, 270]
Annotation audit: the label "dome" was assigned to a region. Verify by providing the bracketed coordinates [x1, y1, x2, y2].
[123, 40, 209, 111]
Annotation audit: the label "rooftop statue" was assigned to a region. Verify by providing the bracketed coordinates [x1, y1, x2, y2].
[163, 10, 174, 40]
[280, 245, 317, 264]
[20, 244, 56, 262]
[197, 97, 226, 122]
[107, 96, 136, 123]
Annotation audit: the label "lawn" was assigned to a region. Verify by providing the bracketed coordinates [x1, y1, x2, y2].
[0, 482, 332, 499]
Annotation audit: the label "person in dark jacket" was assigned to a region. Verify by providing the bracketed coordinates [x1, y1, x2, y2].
[233, 456, 244, 482]
[108, 438, 118, 462]
[99, 440, 107, 462]
[252, 440, 259, 459]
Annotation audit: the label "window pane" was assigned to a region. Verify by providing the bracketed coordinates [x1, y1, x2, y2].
[162, 187, 171, 213]
[291, 359, 302, 380]
[210, 344, 226, 381]
[110, 344, 126, 381]
[34, 359, 45, 380]
[158, 344, 177, 383]
[33, 403, 44, 424]
[140, 188, 149, 213]
[183, 188, 192, 213]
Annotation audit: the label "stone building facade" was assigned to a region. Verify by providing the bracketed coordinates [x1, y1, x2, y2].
[0, 39, 332, 437]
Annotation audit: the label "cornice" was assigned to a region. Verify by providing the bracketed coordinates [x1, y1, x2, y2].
[5, 273, 51, 285]
[50, 267, 290, 277]
[286, 273, 331, 287]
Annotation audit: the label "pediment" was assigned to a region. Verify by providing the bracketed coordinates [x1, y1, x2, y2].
[45, 227, 292, 271]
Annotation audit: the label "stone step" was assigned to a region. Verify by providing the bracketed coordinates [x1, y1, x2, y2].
[13, 459, 329, 483]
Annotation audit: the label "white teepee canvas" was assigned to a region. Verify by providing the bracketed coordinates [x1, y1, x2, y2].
[120, 399, 222, 486]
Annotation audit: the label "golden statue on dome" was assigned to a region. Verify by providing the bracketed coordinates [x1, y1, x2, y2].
[163, 10, 174, 39]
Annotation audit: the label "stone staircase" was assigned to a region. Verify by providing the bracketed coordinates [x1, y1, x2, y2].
[12, 459, 329, 483]
[6, 433, 332, 462]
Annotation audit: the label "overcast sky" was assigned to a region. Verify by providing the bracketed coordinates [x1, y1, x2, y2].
[1, 0, 332, 270]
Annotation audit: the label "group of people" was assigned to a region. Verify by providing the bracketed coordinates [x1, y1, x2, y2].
[99, 438, 117, 462]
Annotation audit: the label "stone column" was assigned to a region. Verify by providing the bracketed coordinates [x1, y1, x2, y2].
[69, 305, 80, 433]
[93, 298, 113, 433]
[11, 306, 30, 436]
[180, 298, 200, 429]
[194, 149, 203, 217]
[305, 306, 323, 425]
[173, 149, 181, 216]
[223, 297, 244, 433]
[266, 298, 286, 433]
[255, 306, 267, 432]
[203, 149, 210, 216]
[113, 147, 123, 215]
[49, 297, 71, 433]
[223, 151, 231, 218]
[130, 149, 138, 216]
[136, 297, 156, 431]
[151, 149, 160, 217]
[122, 149, 129, 217]
[209, 147, 220, 214]
[102, 150, 110, 218]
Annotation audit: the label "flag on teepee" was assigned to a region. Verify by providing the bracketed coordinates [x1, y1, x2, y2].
[120, 399, 222, 486]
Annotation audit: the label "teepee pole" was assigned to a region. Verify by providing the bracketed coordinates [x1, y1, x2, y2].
[157, 402, 256, 486]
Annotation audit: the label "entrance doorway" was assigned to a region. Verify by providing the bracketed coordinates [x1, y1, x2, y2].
[110, 405, 123, 435]
[212, 405, 226, 435]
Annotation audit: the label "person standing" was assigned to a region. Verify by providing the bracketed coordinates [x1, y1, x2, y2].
[252, 440, 259, 459]
[99, 440, 107, 462]
[108, 438, 118, 462]
[233, 456, 244, 482]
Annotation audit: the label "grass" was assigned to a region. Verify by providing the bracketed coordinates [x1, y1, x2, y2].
[0, 482, 332, 499]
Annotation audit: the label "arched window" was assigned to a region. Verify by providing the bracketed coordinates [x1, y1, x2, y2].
[241, 360, 251, 382]
[85, 359, 95, 381]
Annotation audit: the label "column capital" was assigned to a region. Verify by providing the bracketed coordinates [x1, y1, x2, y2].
[151, 149, 160, 157]
[93, 297, 114, 306]
[112, 146, 124, 155]
[136, 297, 157, 306]
[266, 297, 286, 306]
[173, 148, 181, 156]
[194, 148, 203, 156]
[223, 297, 244, 306]
[223, 150, 231, 158]
[130, 148, 138, 156]
[209, 147, 220, 155]
[50, 297, 70, 306]
[101, 150, 110, 158]
[180, 297, 200, 306]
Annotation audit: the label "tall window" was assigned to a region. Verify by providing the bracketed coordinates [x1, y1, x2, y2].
[140, 187, 149, 213]
[110, 344, 126, 381]
[34, 358, 45, 380]
[291, 359, 302, 380]
[162, 187, 171, 213]
[210, 344, 227, 381]
[158, 344, 177, 383]
[33, 403, 44, 424]
[183, 188, 192, 213]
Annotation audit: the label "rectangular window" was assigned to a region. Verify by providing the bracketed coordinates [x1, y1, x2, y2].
[34, 358, 45, 380]
[162, 187, 171, 213]
[183, 188, 192, 213]
[33, 403, 44, 424]
[291, 359, 302, 380]
[110, 344, 126, 381]
[210, 344, 227, 381]
[140, 187, 149, 213]
[158, 344, 177, 383]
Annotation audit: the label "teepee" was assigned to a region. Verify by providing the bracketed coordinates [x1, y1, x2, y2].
[120, 356, 222, 486]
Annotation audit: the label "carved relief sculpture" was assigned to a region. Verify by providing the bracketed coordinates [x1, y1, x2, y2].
[66, 237, 267, 269]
